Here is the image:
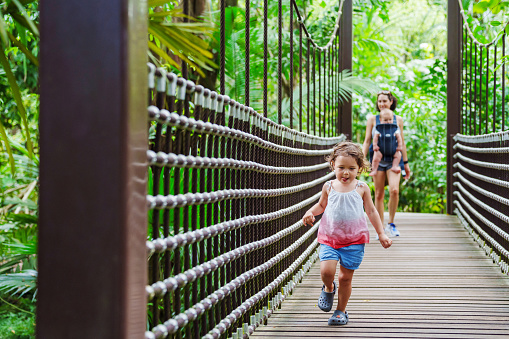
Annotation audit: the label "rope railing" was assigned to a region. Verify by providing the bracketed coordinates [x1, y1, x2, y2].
[146, 52, 346, 338]
[452, 133, 509, 276]
[144, 0, 353, 335]
[452, 2, 509, 276]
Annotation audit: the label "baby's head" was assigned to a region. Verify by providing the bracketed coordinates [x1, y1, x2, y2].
[325, 141, 369, 174]
[379, 108, 394, 124]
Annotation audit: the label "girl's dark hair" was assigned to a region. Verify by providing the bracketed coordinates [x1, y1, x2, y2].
[375, 91, 398, 111]
[325, 141, 370, 174]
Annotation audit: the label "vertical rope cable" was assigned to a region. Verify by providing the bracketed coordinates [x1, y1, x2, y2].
[220, 0, 226, 95]
[263, 0, 268, 117]
[479, 46, 483, 135]
[290, 1, 294, 129]
[323, 49, 327, 137]
[278, 0, 283, 125]
[336, 33, 340, 135]
[503, 35, 506, 131]
[473, 44, 477, 135]
[245, 0, 250, 106]
[461, 32, 465, 134]
[493, 43, 497, 133]
[318, 49, 321, 137]
[469, 37, 473, 135]
[307, 38, 310, 134]
[485, 47, 489, 134]
[312, 47, 316, 135]
[299, 20, 303, 132]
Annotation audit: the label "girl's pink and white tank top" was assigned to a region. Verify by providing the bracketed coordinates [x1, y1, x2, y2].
[317, 180, 370, 249]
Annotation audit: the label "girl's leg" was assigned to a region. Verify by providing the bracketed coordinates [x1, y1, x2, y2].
[336, 265, 355, 312]
[320, 260, 338, 292]
[386, 170, 401, 224]
[373, 171, 387, 224]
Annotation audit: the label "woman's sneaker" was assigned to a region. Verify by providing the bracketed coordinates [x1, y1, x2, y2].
[385, 223, 400, 237]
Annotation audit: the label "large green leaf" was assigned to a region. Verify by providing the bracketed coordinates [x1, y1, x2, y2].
[0, 269, 37, 300]
[0, 120, 15, 175]
[0, 44, 34, 161]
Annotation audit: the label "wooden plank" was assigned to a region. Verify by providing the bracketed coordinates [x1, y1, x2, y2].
[251, 213, 509, 338]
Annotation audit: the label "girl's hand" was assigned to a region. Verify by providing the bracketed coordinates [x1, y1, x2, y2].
[378, 233, 392, 248]
[302, 211, 315, 226]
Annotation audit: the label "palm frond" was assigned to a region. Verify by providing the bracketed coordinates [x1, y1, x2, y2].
[0, 270, 37, 300]
[0, 120, 15, 175]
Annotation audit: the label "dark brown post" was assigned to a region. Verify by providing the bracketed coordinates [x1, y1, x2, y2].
[339, 0, 352, 139]
[447, 0, 462, 214]
[38, 0, 148, 338]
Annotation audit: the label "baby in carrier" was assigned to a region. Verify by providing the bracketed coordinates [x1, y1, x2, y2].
[369, 108, 402, 176]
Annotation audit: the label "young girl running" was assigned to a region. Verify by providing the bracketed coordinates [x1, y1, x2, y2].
[302, 141, 392, 325]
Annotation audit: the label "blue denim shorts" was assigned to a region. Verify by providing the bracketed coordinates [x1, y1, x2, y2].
[319, 244, 365, 270]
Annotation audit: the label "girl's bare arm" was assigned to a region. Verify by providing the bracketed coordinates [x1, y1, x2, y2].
[360, 183, 392, 248]
[302, 183, 329, 226]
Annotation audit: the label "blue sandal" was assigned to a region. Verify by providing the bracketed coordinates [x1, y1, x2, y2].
[328, 310, 349, 325]
[317, 281, 336, 312]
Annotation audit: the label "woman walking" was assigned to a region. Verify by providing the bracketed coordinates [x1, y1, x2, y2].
[362, 90, 411, 236]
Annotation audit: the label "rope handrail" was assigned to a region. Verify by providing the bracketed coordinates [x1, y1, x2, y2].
[148, 67, 346, 146]
[454, 182, 509, 229]
[203, 240, 319, 338]
[147, 150, 330, 174]
[147, 221, 320, 337]
[146, 172, 333, 210]
[453, 151, 509, 171]
[145, 0, 351, 334]
[453, 142, 509, 153]
[147, 218, 313, 300]
[454, 162, 509, 189]
[454, 131, 509, 144]
[454, 173, 509, 211]
[148, 106, 341, 156]
[457, 0, 509, 48]
[146, 191, 321, 253]
[454, 204, 509, 271]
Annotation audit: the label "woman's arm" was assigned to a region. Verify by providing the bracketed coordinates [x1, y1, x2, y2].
[362, 115, 375, 159]
[396, 116, 411, 179]
[302, 183, 329, 226]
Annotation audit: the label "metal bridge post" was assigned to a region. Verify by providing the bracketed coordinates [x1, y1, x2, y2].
[447, 0, 462, 214]
[339, 0, 352, 139]
[39, 1, 148, 338]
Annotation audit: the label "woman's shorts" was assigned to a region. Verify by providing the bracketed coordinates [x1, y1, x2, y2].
[319, 243, 365, 270]
[377, 160, 406, 176]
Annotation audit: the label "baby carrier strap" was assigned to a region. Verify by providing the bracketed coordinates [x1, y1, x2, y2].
[327, 180, 333, 193]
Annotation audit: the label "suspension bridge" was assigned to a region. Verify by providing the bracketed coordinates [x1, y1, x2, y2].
[37, 0, 509, 338]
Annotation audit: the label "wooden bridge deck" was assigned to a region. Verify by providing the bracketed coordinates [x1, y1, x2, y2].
[251, 213, 509, 338]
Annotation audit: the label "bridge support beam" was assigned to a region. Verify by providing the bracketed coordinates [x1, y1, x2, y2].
[447, 0, 462, 214]
[39, 1, 148, 338]
[339, 0, 352, 139]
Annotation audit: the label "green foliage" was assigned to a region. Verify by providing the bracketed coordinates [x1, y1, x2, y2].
[352, 0, 448, 213]
[0, 301, 35, 339]
[148, 0, 218, 77]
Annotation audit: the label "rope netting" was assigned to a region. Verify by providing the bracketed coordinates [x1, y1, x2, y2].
[143, 0, 351, 336]
[145, 52, 346, 338]
[453, 1, 509, 277]
[452, 133, 509, 275]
